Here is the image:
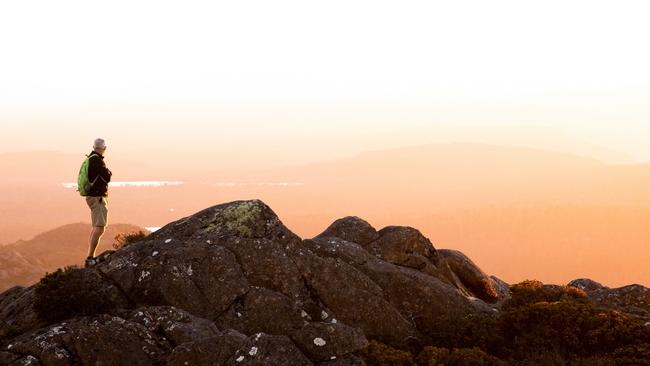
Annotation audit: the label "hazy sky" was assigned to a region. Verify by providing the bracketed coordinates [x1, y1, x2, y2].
[1, 1, 649, 161]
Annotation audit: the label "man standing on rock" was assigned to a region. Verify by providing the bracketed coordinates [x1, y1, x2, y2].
[85, 138, 112, 267]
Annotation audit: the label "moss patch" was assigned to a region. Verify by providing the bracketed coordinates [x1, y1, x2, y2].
[203, 200, 264, 238]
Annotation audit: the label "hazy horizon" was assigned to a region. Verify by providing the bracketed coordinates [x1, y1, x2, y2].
[1, 122, 648, 174]
[1, 141, 649, 288]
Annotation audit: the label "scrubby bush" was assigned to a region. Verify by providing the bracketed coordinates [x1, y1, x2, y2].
[34, 266, 114, 323]
[415, 346, 449, 366]
[413, 280, 650, 364]
[445, 347, 507, 366]
[358, 340, 416, 366]
[612, 343, 650, 366]
[512, 351, 617, 366]
[416, 346, 506, 366]
[113, 230, 148, 250]
[499, 279, 650, 362]
[411, 279, 639, 363]
[502, 279, 588, 310]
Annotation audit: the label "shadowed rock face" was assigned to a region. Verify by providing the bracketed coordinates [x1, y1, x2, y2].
[0, 199, 510, 365]
[438, 249, 500, 304]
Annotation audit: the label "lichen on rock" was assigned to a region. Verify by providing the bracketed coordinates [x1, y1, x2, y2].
[217, 199, 264, 238]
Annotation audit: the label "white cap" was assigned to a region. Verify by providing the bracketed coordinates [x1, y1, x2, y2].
[93, 138, 106, 149]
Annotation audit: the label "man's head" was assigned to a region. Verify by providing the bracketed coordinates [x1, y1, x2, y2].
[93, 138, 107, 155]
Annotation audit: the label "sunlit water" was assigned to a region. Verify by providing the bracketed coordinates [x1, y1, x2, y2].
[62, 181, 304, 188]
[60, 181, 303, 233]
[62, 181, 184, 188]
[203, 182, 304, 187]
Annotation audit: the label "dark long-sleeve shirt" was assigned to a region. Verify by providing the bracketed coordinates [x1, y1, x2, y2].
[87, 151, 112, 197]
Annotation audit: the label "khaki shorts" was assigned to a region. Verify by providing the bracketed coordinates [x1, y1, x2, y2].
[86, 196, 108, 227]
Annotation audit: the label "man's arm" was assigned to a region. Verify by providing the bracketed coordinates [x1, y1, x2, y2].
[98, 160, 111, 183]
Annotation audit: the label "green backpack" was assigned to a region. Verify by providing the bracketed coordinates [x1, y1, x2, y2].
[77, 154, 100, 196]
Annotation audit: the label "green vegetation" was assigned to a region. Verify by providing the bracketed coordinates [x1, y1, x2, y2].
[358, 279, 650, 365]
[113, 230, 149, 250]
[34, 266, 114, 323]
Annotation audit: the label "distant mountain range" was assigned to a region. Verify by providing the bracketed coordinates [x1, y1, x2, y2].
[0, 143, 648, 287]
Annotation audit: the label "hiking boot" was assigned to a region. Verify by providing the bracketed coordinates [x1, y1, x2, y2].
[84, 256, 97, 268]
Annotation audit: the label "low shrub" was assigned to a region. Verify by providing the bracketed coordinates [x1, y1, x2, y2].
[34, 266, 114, 323]
[113, 230, 148, 250]
[502, 279, 588, 310]
[415, 346, 449, 366]
[358, 340, 416, 366]
[612, 343, 650, 366]
[445, 347, 507, 366]
[416, 346, 506, 366]
[499, 279, 650, 361]
[424, 312, 505, 356]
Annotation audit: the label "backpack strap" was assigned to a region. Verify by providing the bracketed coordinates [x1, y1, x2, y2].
[86, 153, 102, 184]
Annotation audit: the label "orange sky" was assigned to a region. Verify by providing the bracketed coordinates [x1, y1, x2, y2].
[2, 1, 650, 161]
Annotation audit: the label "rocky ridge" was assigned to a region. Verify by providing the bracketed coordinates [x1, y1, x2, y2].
[1, 199, 647, 365]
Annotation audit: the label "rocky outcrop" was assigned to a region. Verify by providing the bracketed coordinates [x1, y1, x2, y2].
[568, 278, 650, 321]
[0, 199, 511, 365]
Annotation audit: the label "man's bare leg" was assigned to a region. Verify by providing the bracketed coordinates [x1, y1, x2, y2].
[88, 226, 106, 258]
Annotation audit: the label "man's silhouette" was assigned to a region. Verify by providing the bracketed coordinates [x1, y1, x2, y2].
[85, 138, 112, 267]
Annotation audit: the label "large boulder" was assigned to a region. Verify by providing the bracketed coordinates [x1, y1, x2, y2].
[291, 321, 368, 362]
[438, 249, 500, 303]
[98, 238, 250, 321]
[314, 219, 483, 303]
[315, 216, 380, 246]
[302, 237, 496, 350]
[365, 227, 462, 290]
[368, 226, 438, 261]
[0, 312, 173, 366]
[292, 244, 417, 349]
